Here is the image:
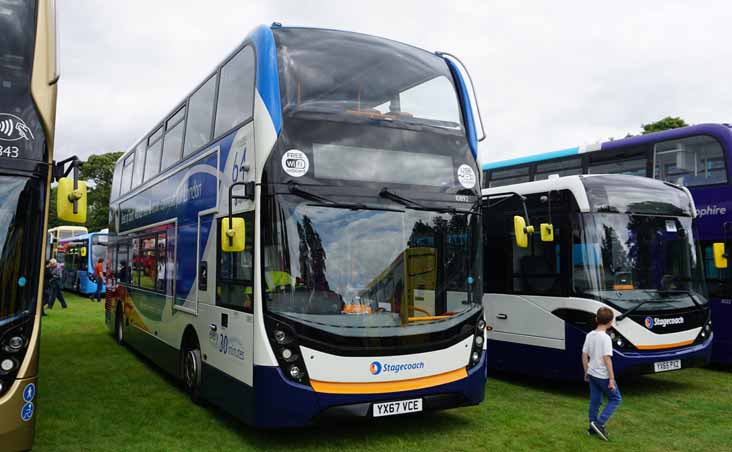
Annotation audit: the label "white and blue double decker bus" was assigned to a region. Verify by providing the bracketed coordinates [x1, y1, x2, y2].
[482, 174, 712, 380]
[481, 125, 732, 364]
[105, 24, 486, 427]
[56, 232, 107, 295]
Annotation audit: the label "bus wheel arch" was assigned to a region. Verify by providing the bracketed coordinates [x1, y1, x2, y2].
[180, 326, 203, 404]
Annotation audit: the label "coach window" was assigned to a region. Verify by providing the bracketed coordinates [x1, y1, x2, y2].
[216, 212, 254, 312]
[144, 127, 163, 182]
[131, 142, 146, 188]
[119, 154, 134, 195]
[131, 238, 142, 286]
[112, 161, 122, 198]
[654, 135, 727, 187]
[214, 46, 255, 137]
[161, 107, 186, 170]
[489, 166, 531, 188]
[117, 240, 131, 284]
[139, 236, 157, 290]
[534, 158, 582, 181]
[589, 157, 647, 177]
[184, 75, 217, 157]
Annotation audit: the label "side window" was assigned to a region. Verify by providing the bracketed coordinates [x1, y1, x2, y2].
[131, 142, 146, 188]
[161, 107, 185, 170]
[216, 212, 254, 312]
[184, 75, 217, 157]
[139, 236, 157, 290]
[214, 46, 255, 137]
[489, 166, 530, 188]
[155, 232, 167, 292]
[534, 157, 582, 181]
[120, 154, 134, 195]
[589, 157, 647, 177]
[144, 128, 163, 182]
[131, 238, 141, 286]
[702, 243, 731, 299]
[112, 162, 122, 198]
[654, 135, 728, 187]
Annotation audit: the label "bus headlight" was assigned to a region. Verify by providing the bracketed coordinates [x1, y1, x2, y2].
[471, 351, 481, 363]
[0, 358, 17, 374]
[608, 329, 634, 350]
[5, 336, 25, 353]
[474, 335, 484, 347]
[477, 319, 486, 331]
[289, 365, 303, 380]
[273, 330, 288, 345]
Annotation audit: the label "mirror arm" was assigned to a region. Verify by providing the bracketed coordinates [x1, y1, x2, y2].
[227, 182, 255, 247]
[483, 191, 532, 229]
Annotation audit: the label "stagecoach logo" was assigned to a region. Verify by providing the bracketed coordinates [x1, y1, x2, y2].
[644, 316, 684, 330]
[0, 113, 34, 141]
[370, 361, 382, 375]
[282, 149, 309, 178]
[457, 164, 477, 189]
[370, 360, 425, 375]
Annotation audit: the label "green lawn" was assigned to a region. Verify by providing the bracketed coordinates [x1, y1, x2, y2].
[35, 293, 732, 452]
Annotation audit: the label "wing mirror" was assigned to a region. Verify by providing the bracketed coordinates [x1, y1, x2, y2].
[514, 216, 534, 248]
[540, 223, 554, 242]
[221, 181, 254, 253]
[713, 242, 728, 269]
[54, 156, 87, 223]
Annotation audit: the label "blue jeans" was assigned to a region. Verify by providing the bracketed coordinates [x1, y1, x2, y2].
[588, 375, 622, 427]
[95, 279, 103, 301]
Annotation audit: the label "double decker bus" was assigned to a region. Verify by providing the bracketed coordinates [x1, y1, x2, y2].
[56, 232, 108, 295]
[105, 24, 486, 427]
[1, 1, 87, 450]
[481, 124, 732, 365]
[46, 225, 88, 259]
[482, 175, 712, 379]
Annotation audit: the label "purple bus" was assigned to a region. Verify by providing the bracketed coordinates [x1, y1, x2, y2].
[482, 123, 731, 365]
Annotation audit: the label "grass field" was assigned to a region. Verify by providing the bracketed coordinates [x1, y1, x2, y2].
[34, 293, 732, 452]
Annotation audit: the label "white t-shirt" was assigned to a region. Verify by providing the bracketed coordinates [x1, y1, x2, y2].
[582, 330, 613, 379]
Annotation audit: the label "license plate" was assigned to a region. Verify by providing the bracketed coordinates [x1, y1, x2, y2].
[654, 359, 681, 373]
[373, 398, 423, 418]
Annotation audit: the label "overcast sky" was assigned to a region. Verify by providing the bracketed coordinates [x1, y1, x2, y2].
[55, 0, 732, 167]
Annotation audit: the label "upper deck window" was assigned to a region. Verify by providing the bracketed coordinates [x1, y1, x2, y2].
[488, 166, 530, 188]
[534, 157, 582, 181]
[184, 75, 216, 157]
[131, 142, 145, 188]
[653, 135, 728, 187]
[589, 157, 647, 177]
[274, 28, 462, 131]
[214, 46, 255, 137]
[120, 154, 134, 195]
[161, 107, 186, 170]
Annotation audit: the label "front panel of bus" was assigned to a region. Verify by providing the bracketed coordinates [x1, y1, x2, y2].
[251, 28, 486, 424]
[0, 0, 57, 449]
[482, 176, 711, 379]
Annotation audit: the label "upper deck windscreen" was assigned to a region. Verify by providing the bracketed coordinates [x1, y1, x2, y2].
[273, 28, 463, 131]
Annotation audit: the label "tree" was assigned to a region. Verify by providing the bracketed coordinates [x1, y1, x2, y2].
[641, 116, 688, 135]
[80, 152, 123, 231]
[46, 151, 123, 232]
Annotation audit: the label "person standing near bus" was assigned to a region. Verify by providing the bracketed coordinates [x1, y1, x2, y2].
[47, 259, 68, 309]
[93, 258, 104, 302]
[582, 307, 622, 441]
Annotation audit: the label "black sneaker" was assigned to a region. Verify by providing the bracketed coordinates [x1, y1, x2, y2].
[590, 421, 609, 441]
[587, 427, 596, 436]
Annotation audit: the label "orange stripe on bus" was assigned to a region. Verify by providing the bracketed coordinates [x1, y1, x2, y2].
[635, 339, 695, 350]
[310, 368, 468, 394]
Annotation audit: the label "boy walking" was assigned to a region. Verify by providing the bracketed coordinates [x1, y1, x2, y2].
[582, 307, 622, 441]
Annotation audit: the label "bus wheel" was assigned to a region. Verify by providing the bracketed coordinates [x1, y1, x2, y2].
[182, 345, 203, 404]
[115, 305, 125, 345]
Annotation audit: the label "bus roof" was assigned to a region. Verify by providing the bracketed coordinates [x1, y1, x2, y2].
[481, 123, 732, 171]
[57, 231, 108, 243]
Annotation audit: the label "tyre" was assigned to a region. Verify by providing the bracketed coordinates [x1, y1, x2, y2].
[115, 305, 125, 345]
[182, 345, 203, 404]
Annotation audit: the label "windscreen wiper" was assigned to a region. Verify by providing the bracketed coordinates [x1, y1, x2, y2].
[616, 299, 665, 321]
[289, 183, 403, 212]
[657, 289, 702, 308]
[379, 188, 474, 215]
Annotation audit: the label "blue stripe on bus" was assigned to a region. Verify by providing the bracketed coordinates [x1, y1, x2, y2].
[481, 146, 580, 171]
[444, 58, 478, 159]
[249, 25, 282, 135]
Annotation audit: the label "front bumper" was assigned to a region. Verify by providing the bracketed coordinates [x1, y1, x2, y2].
[250, 351, 487, 428]
[614, 334, 713, 376]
